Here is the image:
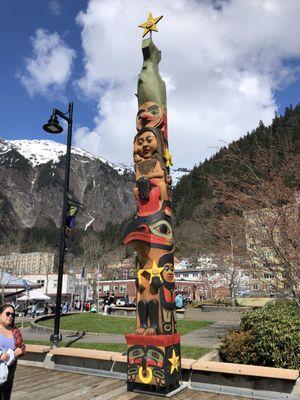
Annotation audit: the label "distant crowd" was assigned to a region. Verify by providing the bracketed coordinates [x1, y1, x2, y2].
[15, 291, 186, 319]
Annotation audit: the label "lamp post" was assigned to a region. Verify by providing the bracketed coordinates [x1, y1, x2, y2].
[42, 101, 73, 348]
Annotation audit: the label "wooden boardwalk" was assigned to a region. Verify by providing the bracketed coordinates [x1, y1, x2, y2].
[11, 366, 248, 400]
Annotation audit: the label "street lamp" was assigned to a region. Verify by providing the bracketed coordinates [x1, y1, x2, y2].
[42, 101, 73, 348]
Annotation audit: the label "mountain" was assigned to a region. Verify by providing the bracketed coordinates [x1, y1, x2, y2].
[0, 138, 135, 235]
[0, 138, 189, 234]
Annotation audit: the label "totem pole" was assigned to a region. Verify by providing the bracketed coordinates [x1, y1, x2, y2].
[121, 13, 181, 395]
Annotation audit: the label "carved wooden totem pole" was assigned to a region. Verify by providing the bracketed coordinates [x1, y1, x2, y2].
[121, 13, 181, 395]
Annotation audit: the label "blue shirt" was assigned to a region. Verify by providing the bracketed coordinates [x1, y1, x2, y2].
[0, 333, 14, 352]
[175, 294, 183, 308]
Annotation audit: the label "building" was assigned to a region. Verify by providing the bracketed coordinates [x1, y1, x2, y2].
[243, 193, 300, 298]
[174, 279, 230, 301]
[22, 274, 76, 301]
[174, 254, 250, 299]
[97, 277, 233, 302]
[244, 208, 287, 295]
[98, 279, 136, 301]
[0, 252, 54, 275]
[0, 272, 41, 297]
[174, 261, 219, 281]
[174, 258, 190, 270]
[105, 258, 136, 280]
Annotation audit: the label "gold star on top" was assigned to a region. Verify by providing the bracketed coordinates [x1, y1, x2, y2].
[138, 12, 163, 38]
[164, 148, 173, 167]
[147, 261, 164, 284]
[168, 349, 179, 374]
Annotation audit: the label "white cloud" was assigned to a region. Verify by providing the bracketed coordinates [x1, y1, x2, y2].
[18, 29, 76, 100]
[49, 0, 61, 16]
[74, 0, 300, 167]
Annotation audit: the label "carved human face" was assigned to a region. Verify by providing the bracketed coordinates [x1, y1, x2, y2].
[134, 131, 158, 159]
[136, 102, 164, 131]
[162, 264, 174, 283]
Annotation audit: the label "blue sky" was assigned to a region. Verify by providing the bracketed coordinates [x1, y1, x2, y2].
[1, 0, 300, 167]
[0, 1, 91, 141]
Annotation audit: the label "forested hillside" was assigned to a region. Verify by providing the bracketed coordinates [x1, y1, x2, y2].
[173, 105, 300, 256]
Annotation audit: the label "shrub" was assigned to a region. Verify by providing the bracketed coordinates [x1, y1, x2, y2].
[219, 301, 300, 369]
[191, 298, 232, 308]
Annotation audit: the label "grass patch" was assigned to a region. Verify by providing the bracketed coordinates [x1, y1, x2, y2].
[181, 345, 210, 359]
[38, 313, 212, 335]
[25, 339, 211, 359]
[176, 319, 211, 335]
[16, 322, 31, 328]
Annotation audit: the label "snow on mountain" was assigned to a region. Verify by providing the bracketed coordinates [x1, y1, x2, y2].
[0, 138, 12, 155]
[9, 139, 96, 166]
[171, 167, 190, 186]
[1, 138, 189, 184]
[3, 139, 130, 175]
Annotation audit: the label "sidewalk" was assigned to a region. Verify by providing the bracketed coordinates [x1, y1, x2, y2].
[181, 320, 239, 348]
[185, 307, 242, 322]
[21, 327, 126, 344]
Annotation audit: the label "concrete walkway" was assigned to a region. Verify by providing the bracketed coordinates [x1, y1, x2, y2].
[21, 328, 126, 344]
[182, 320, 239, 348]
[20, 310, 241, 349]
[185, 307, 243, 323]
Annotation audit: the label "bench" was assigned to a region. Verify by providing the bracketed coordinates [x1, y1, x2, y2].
[50, 347, 119, 361]
[192, 360, 299, 380]
[19, 346, 300, 398]
[191, 360, 299, 398]
[21, 344, 51, 364]
[109, 307, 136, 317]
[25, 344, 50, 353]
[176, 308, 186, 319]
[50, 347, 121, 373]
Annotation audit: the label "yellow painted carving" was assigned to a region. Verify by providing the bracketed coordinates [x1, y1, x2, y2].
[162, 308, 172, 322]
[138, 366, 153, 384]
[137, 268, 145, 285]
[138, 12, 163, 37]
[168, 349, 179, 374]
[147, 260, 164, 284]
[164, 148, 173, 167]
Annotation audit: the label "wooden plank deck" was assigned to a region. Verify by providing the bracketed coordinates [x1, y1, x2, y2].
[11, 366, 249, 400]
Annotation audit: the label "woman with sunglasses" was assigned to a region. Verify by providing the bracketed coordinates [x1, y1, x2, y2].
[0, 304, 25, 400]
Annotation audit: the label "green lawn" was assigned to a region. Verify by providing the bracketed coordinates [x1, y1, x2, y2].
[16, 322, 31, 328]
[37, 313, 212, 335]
[25, 339, 210, 359]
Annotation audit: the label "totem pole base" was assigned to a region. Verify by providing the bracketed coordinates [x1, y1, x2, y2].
[126, 333, 182, 396]
[128, 382, 188, 398]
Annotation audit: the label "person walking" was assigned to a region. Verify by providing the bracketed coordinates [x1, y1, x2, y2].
[0, 304, 26, 399]
[62, 303, 68, 314]
[30, 304, 36, 319]
[175, 293, 184, 309]
[43, 303, 49, 316]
